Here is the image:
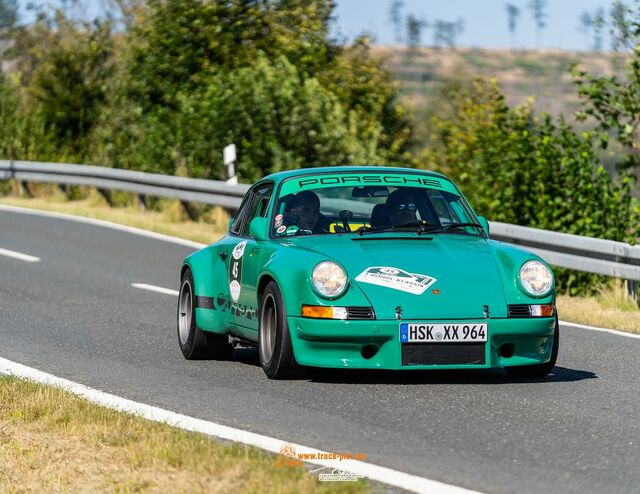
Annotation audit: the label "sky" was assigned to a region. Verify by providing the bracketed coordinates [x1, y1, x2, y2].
[332, 0, 616, 51]
[18, 0, 620, 52]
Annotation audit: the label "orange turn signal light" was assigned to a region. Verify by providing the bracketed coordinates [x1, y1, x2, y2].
[531, 304, 555, 317]
[302, 305, 334, 319]
[301, 305, 348, 319]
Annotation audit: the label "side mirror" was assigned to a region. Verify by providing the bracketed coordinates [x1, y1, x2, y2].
[249, 217, 269, 241]
[477, 216, 490, 237]
[228, 217, 234, 231]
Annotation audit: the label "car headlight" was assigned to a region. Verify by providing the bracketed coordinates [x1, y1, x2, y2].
[312, 261, 348, 298]
[519, 260, 553, 296]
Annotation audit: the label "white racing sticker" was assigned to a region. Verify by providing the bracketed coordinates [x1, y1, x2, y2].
[274, 214, 283, 227]
[229, 241, 247, 302]
[355, 267, 436, 295]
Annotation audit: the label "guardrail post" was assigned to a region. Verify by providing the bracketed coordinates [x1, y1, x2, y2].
[20, 181, 32, 197]
[137, 193, 147, 210]
[97, 188, 113, 207]
[627, 279, 638, 304]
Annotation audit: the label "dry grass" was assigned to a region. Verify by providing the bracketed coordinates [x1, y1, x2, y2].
[0, 376, 369, 493]
[0, 183, 226, 245]
[557, 280, 640, 334]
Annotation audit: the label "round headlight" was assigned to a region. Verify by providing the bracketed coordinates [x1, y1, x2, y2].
[519, 260, 553, 296]
[312, 261, 348, 298]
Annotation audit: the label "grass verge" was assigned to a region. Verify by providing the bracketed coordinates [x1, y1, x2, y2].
[0, 376, 369, 493]
[557, 280, 640, 334]
[0, 184, 226, 245]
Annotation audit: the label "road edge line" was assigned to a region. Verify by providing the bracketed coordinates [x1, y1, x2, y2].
[0, 203, 207, 250]
[0, 356, 482, 494]
[559, 320, 640, 339]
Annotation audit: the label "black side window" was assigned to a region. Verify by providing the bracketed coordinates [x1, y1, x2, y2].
[230, 193, 253, 235]
[239, 185, 273, 237]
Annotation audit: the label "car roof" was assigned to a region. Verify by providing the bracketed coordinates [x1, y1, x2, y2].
[259, 166, 450, 184]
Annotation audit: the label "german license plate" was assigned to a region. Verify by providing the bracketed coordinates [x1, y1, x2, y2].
[399, 323, 487, 343]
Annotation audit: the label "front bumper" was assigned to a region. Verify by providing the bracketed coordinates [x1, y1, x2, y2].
[288, 316, 556, 370]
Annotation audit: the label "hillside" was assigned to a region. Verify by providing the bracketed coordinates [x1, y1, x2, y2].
[376, 46, 618, 121]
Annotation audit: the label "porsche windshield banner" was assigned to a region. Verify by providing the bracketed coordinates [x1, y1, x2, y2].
[279, 173, 458, 196]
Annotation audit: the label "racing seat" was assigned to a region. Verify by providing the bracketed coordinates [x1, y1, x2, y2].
[370, 204, 392, 229]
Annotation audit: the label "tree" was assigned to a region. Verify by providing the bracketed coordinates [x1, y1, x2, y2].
[406, 13, 427, 52]
[592, 7, 606, 52]
[126, 0, 339, 112]
[389, 0, 404, 43]
[610, 0, 638, 53]
[505, 3, 520, 48]
[578, 10, 593, 49]
[94, 0, 413, 179]
[528, 0, 547, 47]
[573, 2, 640, 172]
[0, 0, 18, 30]
[433, 19, 464, 48]
[8, 10, 115, 160]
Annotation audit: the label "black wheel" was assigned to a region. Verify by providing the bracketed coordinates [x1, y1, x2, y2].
[258, 281, 299, 379]
[505, 317, 559, 378]
[177, 269, 232, 360]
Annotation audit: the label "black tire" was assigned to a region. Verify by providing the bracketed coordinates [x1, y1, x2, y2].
[505, 317, 559, 378]
[177, 269, 233, 360]
[258, 281, 299, 379]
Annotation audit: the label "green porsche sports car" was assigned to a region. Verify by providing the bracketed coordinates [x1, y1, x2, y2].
[177, 167, 558, 379]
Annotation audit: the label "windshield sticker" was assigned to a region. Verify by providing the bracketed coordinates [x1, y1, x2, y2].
[229, 241, 247, 302]
[276, 225, 286, 234]
[355, 267, 436, 295]
[279, 173, 458, 196]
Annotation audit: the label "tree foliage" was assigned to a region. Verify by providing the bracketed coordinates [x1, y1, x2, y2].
[424, 78, 640, 292]
[7, 11, 114, 160]
[0, 0, 18, 30]
[573, 3, 640, 172]
[100, 0, 413, 179]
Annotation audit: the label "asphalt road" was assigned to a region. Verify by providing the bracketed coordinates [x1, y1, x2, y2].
[1, 207, 639, 494]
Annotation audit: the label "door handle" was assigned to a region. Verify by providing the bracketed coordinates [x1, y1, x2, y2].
[219, 251, 228, 261]
[250, 248, 260, 256]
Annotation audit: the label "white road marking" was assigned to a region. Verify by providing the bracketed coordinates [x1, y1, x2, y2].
[0, 357, 481, 494]
[0, 204, 207, 250]
[560, 320, 640, 339]
[0, 247, 40, 263]
[131, 283, 179, 297]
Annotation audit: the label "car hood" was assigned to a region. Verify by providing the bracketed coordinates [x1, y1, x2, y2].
[295, 234, 508, 320]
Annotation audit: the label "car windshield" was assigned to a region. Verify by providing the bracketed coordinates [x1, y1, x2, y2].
[271, 172, 483, 237]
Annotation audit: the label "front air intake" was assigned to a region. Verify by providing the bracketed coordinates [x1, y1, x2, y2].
[508, 304, 532, 318]
[346, 307, 375, 320]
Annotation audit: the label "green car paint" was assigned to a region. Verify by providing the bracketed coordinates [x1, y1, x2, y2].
[180, 166, 557, 372]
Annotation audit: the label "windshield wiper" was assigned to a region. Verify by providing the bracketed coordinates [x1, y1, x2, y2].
[356, 220, 429, 236]
[418, 222, 486, 236]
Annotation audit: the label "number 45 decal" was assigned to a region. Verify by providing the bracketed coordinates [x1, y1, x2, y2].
[228, 241, 247, 302]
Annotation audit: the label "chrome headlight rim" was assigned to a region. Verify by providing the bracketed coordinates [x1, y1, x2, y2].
[311, 261, 349, 299]
[519, 260, 553, 297]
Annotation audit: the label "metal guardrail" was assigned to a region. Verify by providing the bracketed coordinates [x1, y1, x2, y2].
[0, 160, 249, 209]
[1, 160, 638, 295]
[490, 222, 640, 299]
